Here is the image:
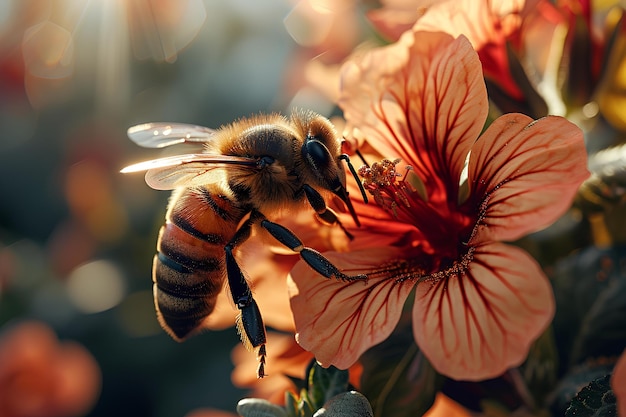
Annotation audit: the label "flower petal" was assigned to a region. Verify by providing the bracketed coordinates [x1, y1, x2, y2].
[467, 114, 588, 244]
[339, 31, 488, 204]
[289, 247, 414, 369]
[410, 0, 526, 98]
[612, 349, 626, 417]
[411, 0, 525, 45]
[231, 331, 313, 404]
[366, 0, 427, 41]
[413, 242, 554, 380]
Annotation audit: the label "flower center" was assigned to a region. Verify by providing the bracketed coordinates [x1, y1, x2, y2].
[359, 158, 478, 276]
[368, 246, 476, 285]
[358, 158, 421, 219]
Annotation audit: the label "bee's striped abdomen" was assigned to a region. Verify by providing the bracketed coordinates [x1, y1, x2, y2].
[153, 186, 247, 340]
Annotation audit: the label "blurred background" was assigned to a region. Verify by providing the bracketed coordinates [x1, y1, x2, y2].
[0, 1, 365, 416]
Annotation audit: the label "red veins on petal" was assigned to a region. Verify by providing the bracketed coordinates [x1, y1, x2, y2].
[288, 247, 415, 369]
[467, 114, 589, 244]
[412, 242, 554, 380]
[340, 32, 488, 206]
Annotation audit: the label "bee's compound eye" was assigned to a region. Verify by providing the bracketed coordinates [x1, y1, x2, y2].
[303, 139, 331, 170]
[257, 156, 274, 168]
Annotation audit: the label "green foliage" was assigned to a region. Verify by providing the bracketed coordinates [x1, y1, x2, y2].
[564, 375, 617, 417]
[550, 361, 616, 416]
[551, 245, 619, 369]
[359, 308, 444, 417]
[307, 363, 350, 411]
[547, 244, 626, 415]
[522, 326, 560, 406]
[571, 278, 626, 363]
[252, 361, 373, 417]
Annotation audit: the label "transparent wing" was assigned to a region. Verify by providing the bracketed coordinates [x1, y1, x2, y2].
[121, 153, 257, 190]
[127, 122, 218, 148]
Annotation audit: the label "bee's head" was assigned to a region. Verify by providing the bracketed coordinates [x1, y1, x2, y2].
[298, 113, 367, 226]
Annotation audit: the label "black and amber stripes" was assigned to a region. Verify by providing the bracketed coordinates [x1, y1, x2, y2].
[152, 185, 248, 341]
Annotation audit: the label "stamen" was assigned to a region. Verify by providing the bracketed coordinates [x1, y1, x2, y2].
[368, 247, 475, 287]
[368, 259, 428, 283]
[358, 159, 422, 218]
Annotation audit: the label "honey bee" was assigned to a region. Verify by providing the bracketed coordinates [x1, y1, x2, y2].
[121, 110, 368, 378]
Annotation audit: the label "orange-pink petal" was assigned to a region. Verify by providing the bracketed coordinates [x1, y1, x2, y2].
[467, 114, 588, 244]
[413, 242, 554, 380]
[339, 32, 488, 204]
[409, 0, 526, 98]
[288, 247, 415, 369]
[366, 0, 430, 41]
[613, 350, 626, 416]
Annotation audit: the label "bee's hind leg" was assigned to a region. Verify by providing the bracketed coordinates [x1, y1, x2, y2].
[225, 214, 267, 378]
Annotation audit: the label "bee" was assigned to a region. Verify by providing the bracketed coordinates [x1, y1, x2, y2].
[121, 110, 368, 378]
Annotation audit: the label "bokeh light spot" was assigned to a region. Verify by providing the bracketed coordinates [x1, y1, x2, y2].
[284, 0, 333, 47]
[66, 260, 126, 313]
[22, 21, 74, 79]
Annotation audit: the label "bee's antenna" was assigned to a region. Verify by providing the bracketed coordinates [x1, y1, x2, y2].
[340, 154, 368, 204]
[355, 149, 369, 168]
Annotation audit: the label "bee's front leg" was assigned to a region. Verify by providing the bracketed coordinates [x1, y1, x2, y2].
[302, 184, 354, 240]
[260, 217, 367, 283]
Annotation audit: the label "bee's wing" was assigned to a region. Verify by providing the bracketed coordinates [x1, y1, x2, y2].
[121, 153, 257, 190]
[127, 122, 218, 148]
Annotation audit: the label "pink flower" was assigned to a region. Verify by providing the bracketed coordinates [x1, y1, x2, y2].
[287, 31, 589, 381]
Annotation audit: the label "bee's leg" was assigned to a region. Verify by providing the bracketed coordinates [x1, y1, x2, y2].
[302, 184, 354, 240]
[259, 216, 367, 283]
[224, 213, 267, 378]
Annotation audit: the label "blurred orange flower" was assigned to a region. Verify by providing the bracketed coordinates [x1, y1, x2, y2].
[232, 332, 311, 404]
[423, 393, 471, 417]
[613, 350, 626, 416]
[368, 0, 527, 100]
[288, 31, 589, 381]
[231, 331, 362, 405]
[184, 409, 237, 417]
[0, 321, 101, 417]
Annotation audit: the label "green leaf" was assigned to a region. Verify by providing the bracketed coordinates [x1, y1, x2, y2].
[521, 326, 559, 405]
[564, 375, 617, 417]
[549, 360, 615, 415]
[550, 244, 625, 371]
[285, 391, 299, 417]
[297, 388, 315, 417]
[571, 277, 626, 364]
[359, 309, 443, 417]
[314, 391, 373, 417]
[442, 369, 532, 414]
[307, 362, 350, 411]
[236, 398, 288, 417]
